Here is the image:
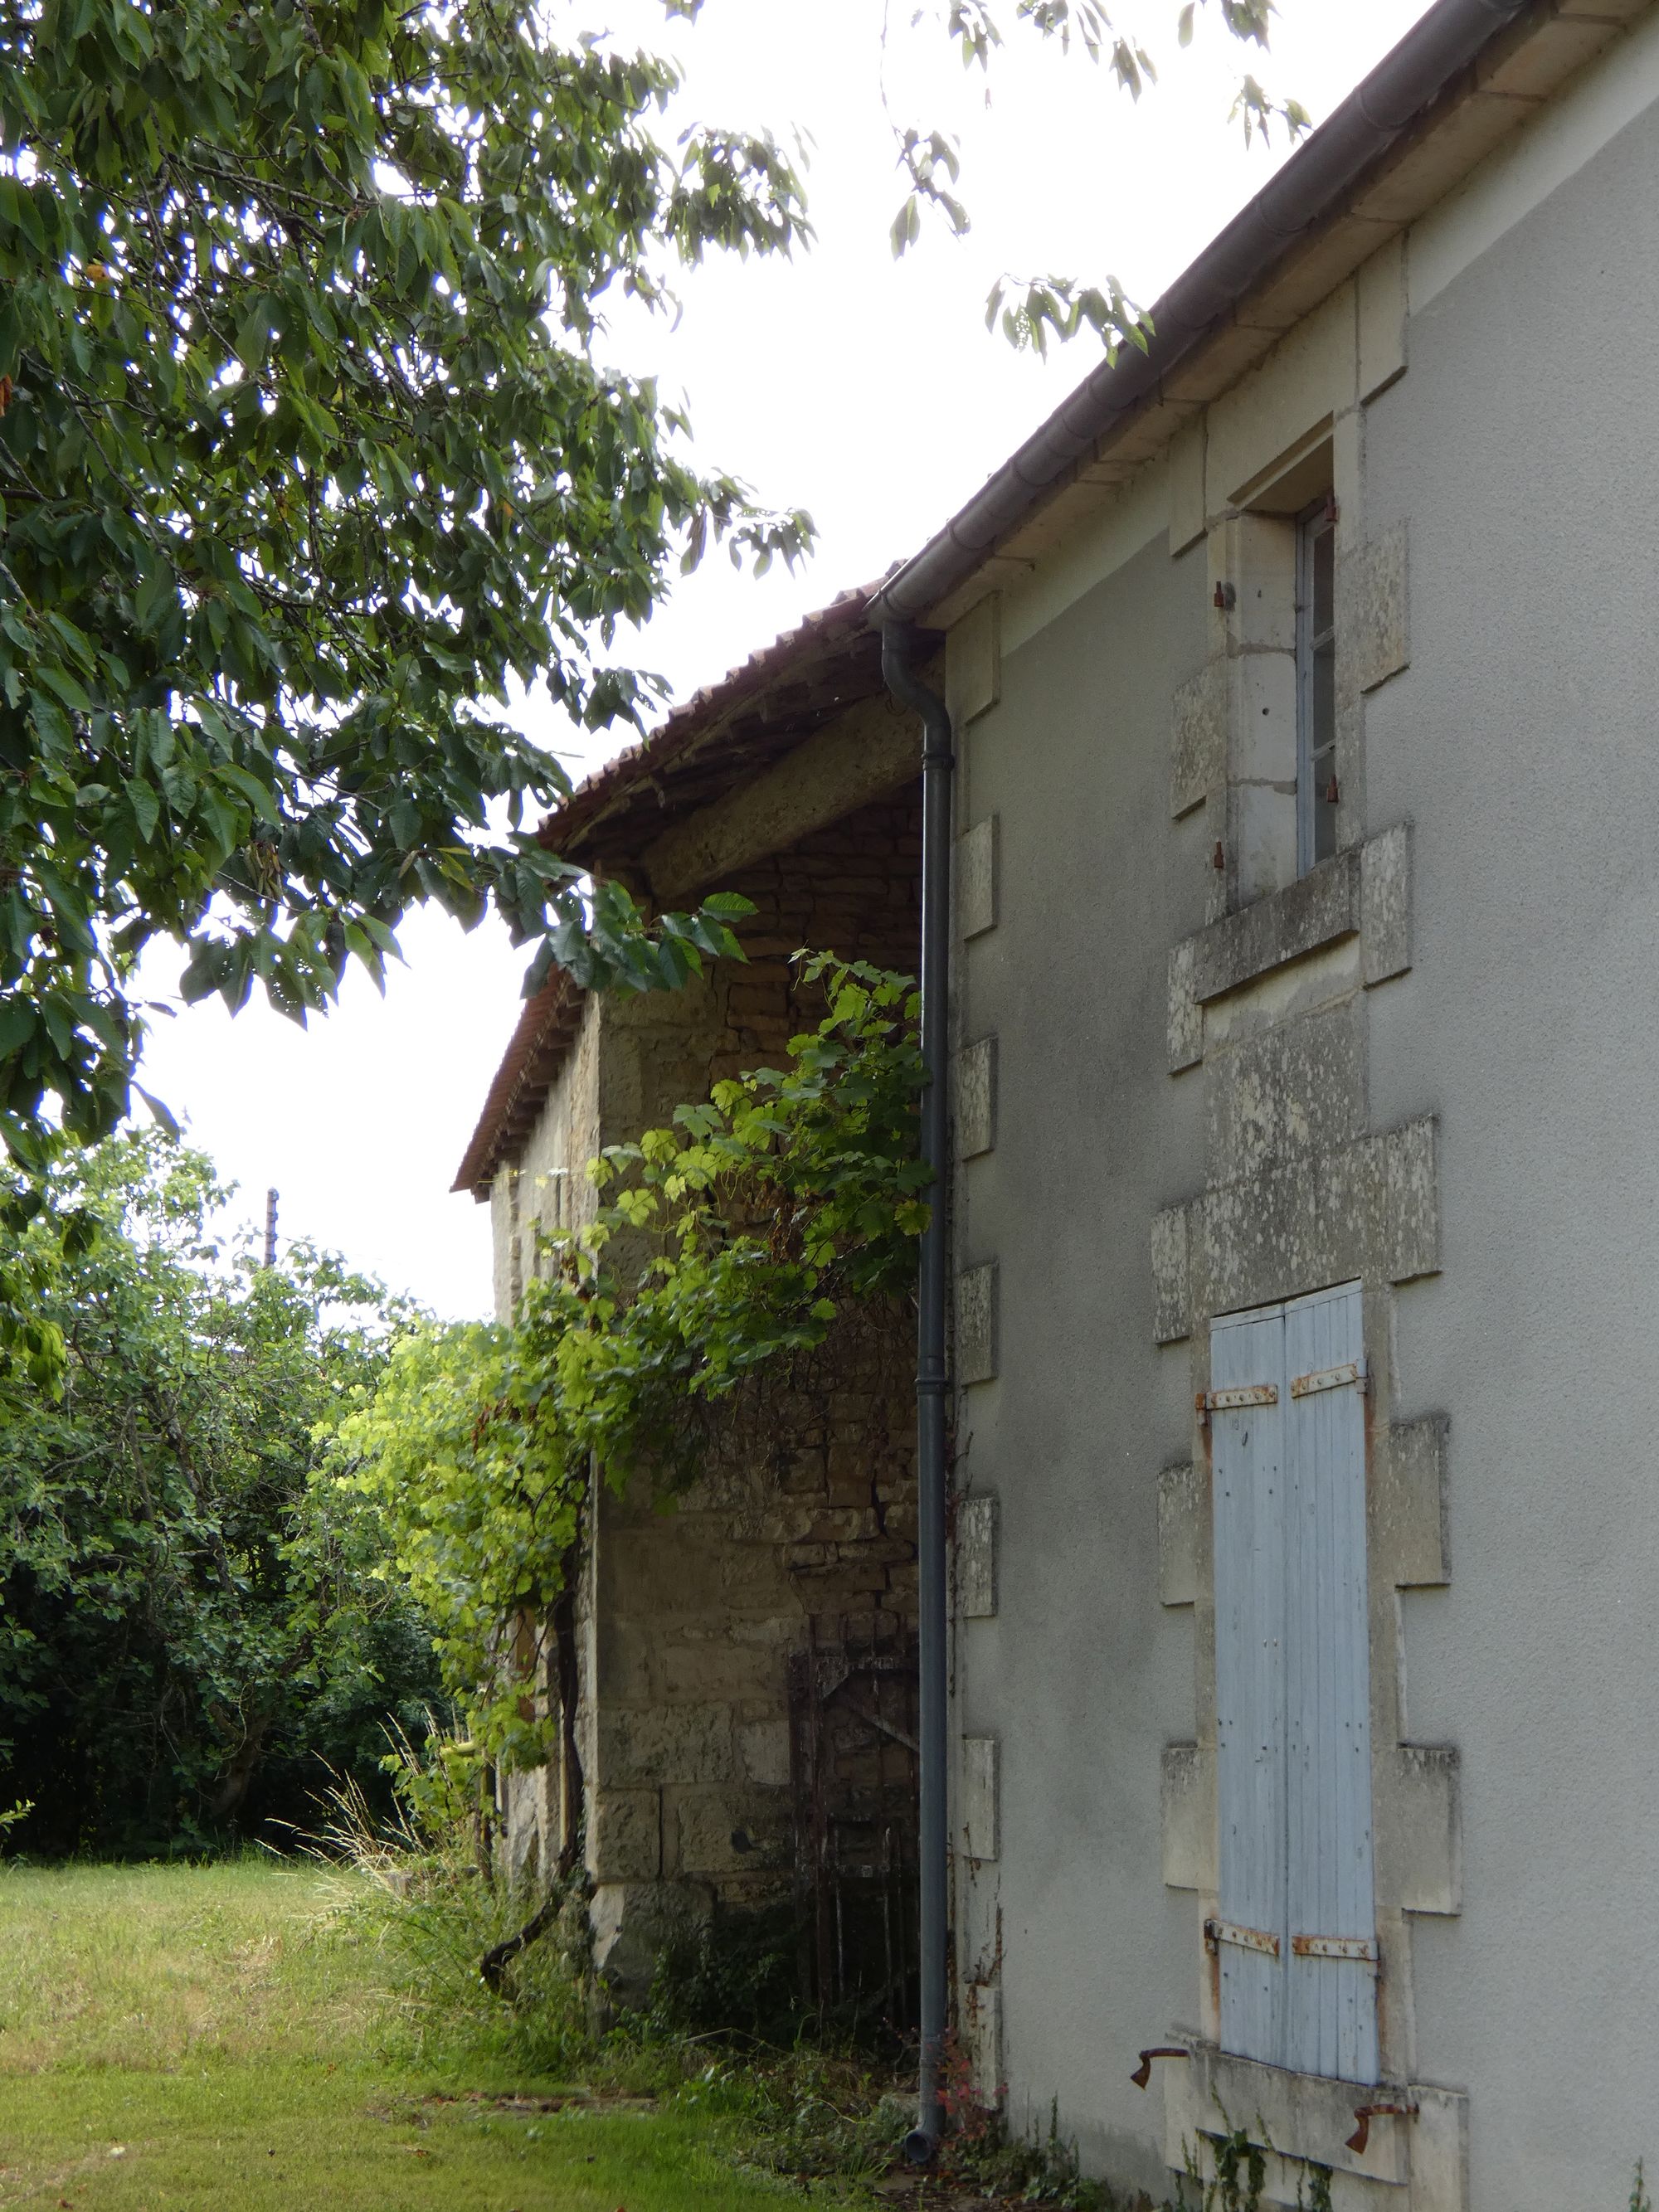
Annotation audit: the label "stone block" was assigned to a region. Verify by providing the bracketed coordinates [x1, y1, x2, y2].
[1385, 1743, 1461, 1915]
[1379, 1416, 1449, 1588]
[1187, 848, 1360, 1006]
[1312, 1131, 1388, 1288]
[956, 1036, 997, 1159]
[1171, 659, 1226, 819]
[1385, 1117, 1440, 1283]
[1350, 521, 1408, 693]
[1158, 1463, 1200, 1608]
[961, 1734, 1000, 1862]
[946, 593, 1001, 729]
[589, 1787, 661, 1881]
[1360, 819, 1412, 984]
[1232, 777, 1298, 910]
[783, 1441, 827, 1495]
[597, 1618, 661, 1703]
[969, 1981, 1005, 2104]
[956, 1492, 998, 1618]
[737, 1718, 791, 1787]
[956, 816, 999, 941]
[1151, 1206, 1192, 1344]
[1193, 1162, 1321, 1320]
[605, 1527, 732, 1620]
[668, 1785, 787, 1878]
[1233, 649, 1297, 784]
[590, 1878, 710, 2002]
[1160, 1741, 1213, 1891]
[660, 1630, 784, 1704]
[1356, 232, 1406, 402]
[1167, 941, 1203, 1075]
[957, 1262, 998, 1386]
[599, 1703, 736, 1787]
[1228, 512, 1299, 654]
[1203, 999, 1367, 1184]
[1169, 415, 1206, 554]
[1405, 2083, 1470, 2212]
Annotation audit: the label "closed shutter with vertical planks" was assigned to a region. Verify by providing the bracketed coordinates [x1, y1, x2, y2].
[1209, 1284, 1378, 2083]
[1210, 1304, 1288, 2067]
[1283, 1283, 1379, 2084]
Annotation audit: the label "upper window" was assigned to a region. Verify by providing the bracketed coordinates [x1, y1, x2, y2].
[1296, 498, 1337, 874]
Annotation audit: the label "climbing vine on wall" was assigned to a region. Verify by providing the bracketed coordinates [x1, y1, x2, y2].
[324, 955, 929, 1765]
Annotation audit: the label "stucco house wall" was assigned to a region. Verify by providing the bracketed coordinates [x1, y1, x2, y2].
[945, 19, 1659, 2209]
[1362, 61, 1659, 2203]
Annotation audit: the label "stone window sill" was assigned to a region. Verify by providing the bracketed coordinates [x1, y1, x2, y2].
[1161, 2039, 1466, 2205]
[1167, 824, 1410, 1073]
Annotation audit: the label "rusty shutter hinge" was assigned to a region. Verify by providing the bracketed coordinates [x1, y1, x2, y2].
[1289, 1360, 1366, 1399]
[1204, 1916, 1280, 1959]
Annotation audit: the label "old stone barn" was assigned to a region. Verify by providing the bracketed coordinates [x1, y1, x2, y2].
[455, 592, 929, 2005]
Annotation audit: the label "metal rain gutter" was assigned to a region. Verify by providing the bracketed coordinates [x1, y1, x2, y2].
[869, 0, 1533, 629]
[880, 623, 952, 2164]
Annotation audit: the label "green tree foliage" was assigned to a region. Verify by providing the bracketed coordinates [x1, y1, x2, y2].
[0, 1130, 443, 1855]
[0, 0, 810, 1184]
[885, 0, 1307, 353]
[327, 957, 927, 1764]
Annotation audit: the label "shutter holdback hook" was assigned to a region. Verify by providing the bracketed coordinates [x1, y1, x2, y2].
[1131, 2047, 1190, 2090]
[1345, 2101, 1418, 2156]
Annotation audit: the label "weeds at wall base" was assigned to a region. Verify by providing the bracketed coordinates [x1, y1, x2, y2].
[310, 1761, 1653, 2212]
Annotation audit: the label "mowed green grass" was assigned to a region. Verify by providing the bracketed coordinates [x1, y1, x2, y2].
[0, 1861, 845, 2211]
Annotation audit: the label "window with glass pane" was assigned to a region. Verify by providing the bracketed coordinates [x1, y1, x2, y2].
[1297, 502, 1337, 873]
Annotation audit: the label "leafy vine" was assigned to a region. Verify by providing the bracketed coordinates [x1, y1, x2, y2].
[324, 955, 929, 1764]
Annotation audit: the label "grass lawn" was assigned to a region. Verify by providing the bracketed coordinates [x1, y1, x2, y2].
[0, 1860, 860, 2212]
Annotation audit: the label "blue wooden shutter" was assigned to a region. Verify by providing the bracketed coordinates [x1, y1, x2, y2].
[1210, 1305, 1288, 2066]
[1283, 1283, 1379, 2084]
[1210, 1285, 1378, 2083]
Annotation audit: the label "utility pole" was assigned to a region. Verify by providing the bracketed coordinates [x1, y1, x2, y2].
[264, 1188, 278, 1270]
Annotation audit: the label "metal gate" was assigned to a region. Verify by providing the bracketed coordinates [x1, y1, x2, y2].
[787, 1618, 919, 2027]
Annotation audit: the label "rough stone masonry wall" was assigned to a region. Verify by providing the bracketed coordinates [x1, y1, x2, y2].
[497, 785, 924, 1999]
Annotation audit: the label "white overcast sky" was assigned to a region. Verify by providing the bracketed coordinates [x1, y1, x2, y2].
[135, 0, 1428, 1316]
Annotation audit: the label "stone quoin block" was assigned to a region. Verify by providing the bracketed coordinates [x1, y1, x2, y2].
[1360, 819, 1412, 984]
[1385, 1116, 1440, 1282]
[970, 1981, 1005, 2104]
[956, 1492, 998, 1619]
[1357, 232, 1408, 401]
[956, 817, 999, 941]
[1350, 521, 1409, 694]
[1379, 1415, 1451, 1588]
[1160, 1741, 1213, 1892]
[1151, 1207, 1193, 1344]
[946, 593, 1002, 729]
[956, 1262, 999, 1386]
[1167, 940, 1203, 1075]
[1169, 414, 1207, 554]
[1171, 658, 1227, 818]
[589, 1787, 662, 1882]
[1383, 1743, 1462, 1916]
[956, 1036, 998, 1159]
[1158, 1463, 1201, 1608]
[961, 1734, 1000, 1862]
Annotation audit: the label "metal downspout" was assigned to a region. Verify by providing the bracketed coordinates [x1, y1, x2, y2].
[882, 623, 951, 2164]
